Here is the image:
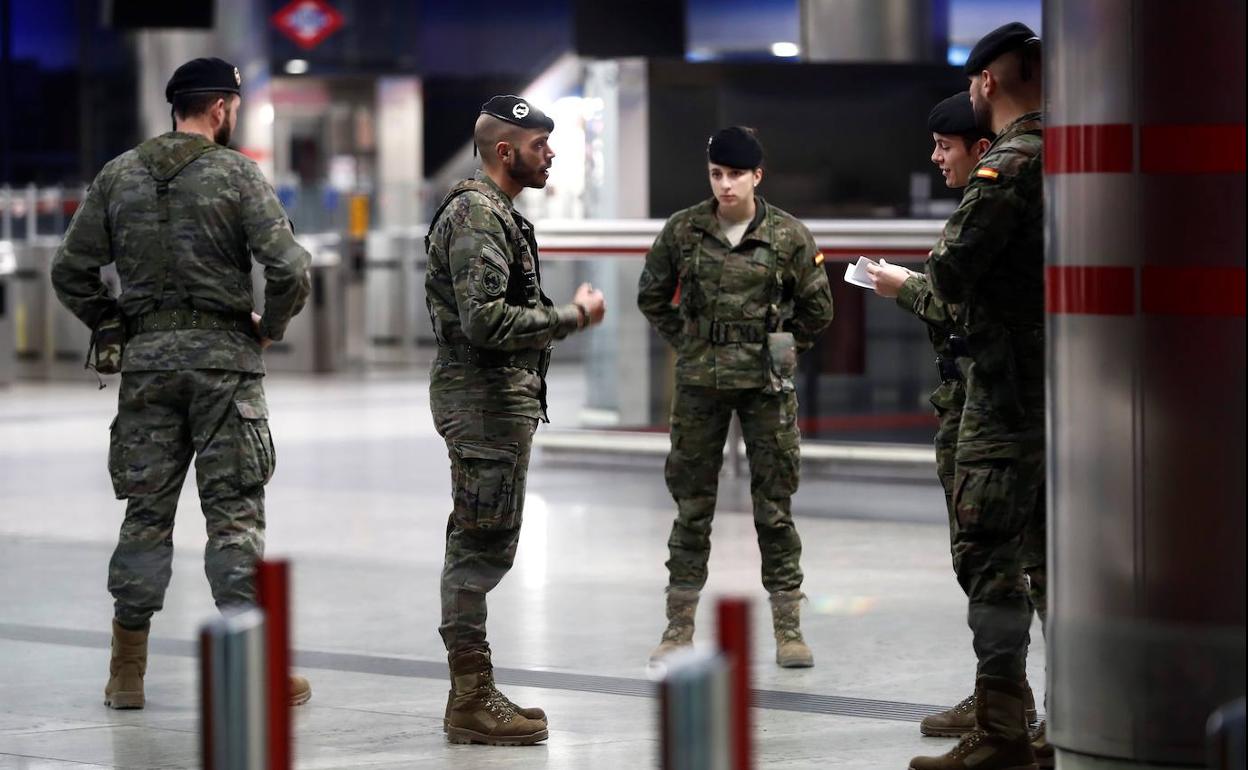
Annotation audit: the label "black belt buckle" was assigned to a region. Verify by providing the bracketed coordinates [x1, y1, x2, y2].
[946, 334, 970, 357]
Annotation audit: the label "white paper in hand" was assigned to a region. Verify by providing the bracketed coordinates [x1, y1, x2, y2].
[843, 255, 879, 289]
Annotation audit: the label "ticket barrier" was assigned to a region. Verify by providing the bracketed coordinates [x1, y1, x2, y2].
[255, 234, 345, 374]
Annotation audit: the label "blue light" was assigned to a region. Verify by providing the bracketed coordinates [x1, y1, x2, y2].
[947, 45, 971, 67]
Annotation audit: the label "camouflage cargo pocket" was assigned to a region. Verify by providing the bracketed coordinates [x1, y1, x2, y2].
[951, 459, 1020, 536]
[762, 332, 797, 394]
[107, 416, 130, 499]
[450, 441, 520, 530]
[234, 398, 275, 488]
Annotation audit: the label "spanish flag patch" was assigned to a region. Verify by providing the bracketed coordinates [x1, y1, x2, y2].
[975, 167, 1000, 180]
[814, 251, 825, 266]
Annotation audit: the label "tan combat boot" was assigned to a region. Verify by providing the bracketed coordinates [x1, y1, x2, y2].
[769, 590, 814, 668]
[909, 676, 1037, 770]
[445, 650, 548, 746]
[443, 687, 546, 733]
[920, 680, 1038, 736]
[290, 675, 312, 706]
[649, 587, 699, 662]
[1030, 720, 1053, 769]
[104, 620, 148, 709]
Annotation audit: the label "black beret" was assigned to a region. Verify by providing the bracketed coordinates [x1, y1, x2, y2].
[707, 126, 763, 169]
[927, 92, 990, 140]
[480, 95, 555, 132]
[165, 57, 241, 103]
[963, 22, 1040, 75]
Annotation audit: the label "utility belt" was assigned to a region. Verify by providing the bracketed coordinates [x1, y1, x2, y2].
[125, 308, 255, 338]
[684, 318, 770, 344]
[936, 334, 970, 382]
[436, 343, 551, 375]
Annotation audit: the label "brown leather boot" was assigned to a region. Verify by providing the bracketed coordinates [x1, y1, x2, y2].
[1030, 720, 1053, 768]
[920, 681, 1038, 736]
[290, 675, 312, 706]
[445, 650, 548, 746]
[104, 620, 148, 709]
[649, 587, 699, 662]
[443, 687, 546, 733]
[769, 590, 814, 668]
[909, 676, 1037, 770]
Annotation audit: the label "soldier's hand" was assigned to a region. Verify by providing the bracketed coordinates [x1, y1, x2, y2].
[866, 261, 915, 299]
[251, 312, 274, 350]
[572, 282, 607, 327]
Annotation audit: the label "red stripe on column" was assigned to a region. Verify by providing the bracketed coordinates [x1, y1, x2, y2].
[1045, 124, 1133, 174]
[1141, 266, 1246, 317]
[1141, 124, 1246, 174]
[1046, 266, 1135, 315]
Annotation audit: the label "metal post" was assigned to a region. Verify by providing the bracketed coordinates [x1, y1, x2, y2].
[199, 609, 267, 770]
[716, 597, 752, 770]
[257, 560, 292, 770]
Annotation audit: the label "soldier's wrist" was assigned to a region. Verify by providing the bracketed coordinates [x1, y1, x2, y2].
[573, 302, 589, 330]
[555, 304, 582, 336]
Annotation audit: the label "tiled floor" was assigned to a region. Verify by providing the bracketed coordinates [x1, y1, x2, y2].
[0, 370, 1046, 769]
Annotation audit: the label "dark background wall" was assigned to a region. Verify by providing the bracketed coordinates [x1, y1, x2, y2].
[647, 59, 970, 218]
[1, 0, 137, 184]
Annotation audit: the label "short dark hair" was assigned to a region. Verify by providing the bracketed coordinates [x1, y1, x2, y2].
[172, 91, 232, 121]
[1018, 41, 1042, 83]
[960, 133, 991, 150]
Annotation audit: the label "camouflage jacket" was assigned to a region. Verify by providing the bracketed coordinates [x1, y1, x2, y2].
[637, 197, 834, 390]
[51, 132, 310, 373]
[926, 112, 1045, 455]
[424, 171, 581, 419]
[896, 274, 965, 413]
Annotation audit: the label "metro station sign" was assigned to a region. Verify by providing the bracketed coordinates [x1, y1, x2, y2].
[272, 0, 344, 51]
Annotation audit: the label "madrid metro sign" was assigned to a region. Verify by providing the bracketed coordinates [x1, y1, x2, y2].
[271, 0, 345, 51]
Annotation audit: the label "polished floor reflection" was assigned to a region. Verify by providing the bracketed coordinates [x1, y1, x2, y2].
[0, 369, 1046, 769]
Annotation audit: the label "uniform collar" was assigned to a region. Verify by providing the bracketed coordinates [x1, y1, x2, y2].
[694, 196, 772, 246]
[472, 169, 516, 213]
[995, 111, 1044, 143]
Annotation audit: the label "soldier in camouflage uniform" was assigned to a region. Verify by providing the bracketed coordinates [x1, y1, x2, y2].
[50, 58, 312, 710]
[905, 24, 1049, 770]
[424, 95, 605, 746]
[869, 92, 1042, 738]
[638, 127, 834, 668]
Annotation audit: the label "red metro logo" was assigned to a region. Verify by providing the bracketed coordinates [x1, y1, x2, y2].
[271, 0, 345, 51]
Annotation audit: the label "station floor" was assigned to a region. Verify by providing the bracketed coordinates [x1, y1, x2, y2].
[0, 367, 1046, 769]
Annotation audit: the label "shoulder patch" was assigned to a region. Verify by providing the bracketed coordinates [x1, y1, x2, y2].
[975, 167, 1000, 180]
[813, 251, 825, 266]
[479, 264, 507, 298]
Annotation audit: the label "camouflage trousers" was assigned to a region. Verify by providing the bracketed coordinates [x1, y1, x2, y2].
[933, 403, 961, 543]
[434, 408, 537, 655]
[951, 439, 1047, 682]
[108, 370, 273, 629]
[664, 385, 803, 593]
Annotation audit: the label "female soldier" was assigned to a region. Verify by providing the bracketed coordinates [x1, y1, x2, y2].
[638, 126, 834, 667]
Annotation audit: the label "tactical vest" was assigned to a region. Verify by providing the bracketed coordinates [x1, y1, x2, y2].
[674, 201, 795, 341]
[424, 179, 549, 345]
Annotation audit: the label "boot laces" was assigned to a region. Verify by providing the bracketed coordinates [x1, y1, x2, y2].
[949, 729, 986, 758]
[482, 689, 518, 722]
[486, 682, 527, 717]
[951, 693, 976, 714]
